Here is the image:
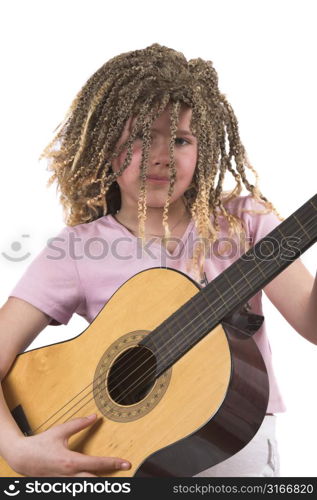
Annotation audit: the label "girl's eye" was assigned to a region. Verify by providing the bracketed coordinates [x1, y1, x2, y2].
[175, 137, 189, 146]
[135, 134, 189, 145]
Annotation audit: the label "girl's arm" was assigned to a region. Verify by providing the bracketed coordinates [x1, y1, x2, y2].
[0, 297, 130, 477]
[263, 258, 317, 345]
[0, 297, 52, 379]
[0, 297, 50, 469]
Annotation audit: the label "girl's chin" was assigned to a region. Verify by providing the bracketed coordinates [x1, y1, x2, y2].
[144, 197, 179, 209]
[144, 203, 168, 209]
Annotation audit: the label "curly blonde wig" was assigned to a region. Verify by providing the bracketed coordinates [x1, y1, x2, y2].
[40, 43, 282, 281]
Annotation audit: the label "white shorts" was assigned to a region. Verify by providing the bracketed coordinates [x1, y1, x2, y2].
[194, 415, 280, 477]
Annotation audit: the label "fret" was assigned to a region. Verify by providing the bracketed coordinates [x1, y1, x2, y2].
[254, 235, 285, 282]
[192, 285, 232, 330]
[142, 193, 317, 375]
[182, 305, 193, 335]
[310, 199, 317, 211]
[275, 225, 299, 262]
[233, 260, 253, 292]
[209, 279, 230, 310]
[153, 320, 178, 367]
[275, 224, 287, 243]
[256, 232, 277, 258]
[198, 288, 213, 308]
[294, 206, 317, 237]
[186, 301, 210, 332]
[293, 214, 311, 240]
[165, 313, 185, 344]
[260, 241, 280, 272]
[253, 251, 281, 289]
[156, 321, 176, 369]
[252, 259, 268, 280]
[156, 311, 217, 373]
[272, 205, 312, 241]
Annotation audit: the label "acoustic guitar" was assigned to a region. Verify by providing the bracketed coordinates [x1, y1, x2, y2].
[1, 194, 316, 477]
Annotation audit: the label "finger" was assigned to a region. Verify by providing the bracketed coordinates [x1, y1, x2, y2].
[55, 414, 97, 439]
[68, 451, 131, 473]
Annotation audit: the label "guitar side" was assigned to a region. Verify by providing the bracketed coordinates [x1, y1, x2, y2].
[0, 268, 267, 477]
[135, 320, 269, 476]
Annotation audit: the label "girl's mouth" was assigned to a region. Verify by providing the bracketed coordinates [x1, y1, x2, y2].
[146, 176, 169, 183]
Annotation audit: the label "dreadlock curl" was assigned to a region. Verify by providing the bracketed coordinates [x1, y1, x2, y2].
[40, 43, 282, 281]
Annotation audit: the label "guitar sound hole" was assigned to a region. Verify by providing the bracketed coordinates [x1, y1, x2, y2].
[107, 346, 157, 405]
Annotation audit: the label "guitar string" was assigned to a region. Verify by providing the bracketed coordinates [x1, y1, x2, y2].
[83, 212, 317, 397]
[56, 216, 317, 428]
[61, 210, 317, 408]
[74, 202, 316, 396]
[32, 212, 317, 432]
[91, 200, 317, 389]
[32, 212, 317, 433]
[66, 213, 317, 414]
[32, 213, 317, 432]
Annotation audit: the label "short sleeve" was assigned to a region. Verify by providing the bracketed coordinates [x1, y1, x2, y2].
[9, 226, 84, 326]
[241, 195, 283, 247]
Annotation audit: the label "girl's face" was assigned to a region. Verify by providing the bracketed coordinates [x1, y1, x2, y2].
[112, 103, 198, 210]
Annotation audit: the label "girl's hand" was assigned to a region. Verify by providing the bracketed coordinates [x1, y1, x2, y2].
[8, 414, 131, 477]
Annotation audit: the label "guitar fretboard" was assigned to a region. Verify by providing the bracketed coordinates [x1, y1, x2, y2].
[141, 194, 317, 375]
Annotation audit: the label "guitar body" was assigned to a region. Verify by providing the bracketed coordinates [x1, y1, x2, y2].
[0, 268, 269, 477]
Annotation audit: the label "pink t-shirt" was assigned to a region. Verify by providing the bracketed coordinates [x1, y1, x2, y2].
[9, 195, 287, 413]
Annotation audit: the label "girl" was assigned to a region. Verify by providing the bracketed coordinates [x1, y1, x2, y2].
[0, 43, 316, 477]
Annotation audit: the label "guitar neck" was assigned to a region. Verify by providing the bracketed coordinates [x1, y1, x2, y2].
[142, 194, 317, 375]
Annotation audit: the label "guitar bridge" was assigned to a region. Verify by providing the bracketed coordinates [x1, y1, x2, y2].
[11, 405, 33, 436]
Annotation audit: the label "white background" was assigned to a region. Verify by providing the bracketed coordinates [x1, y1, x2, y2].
[0, 0, 316, 477]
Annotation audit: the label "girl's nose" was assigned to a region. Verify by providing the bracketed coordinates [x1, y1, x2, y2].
[150, 139, 170, 167]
